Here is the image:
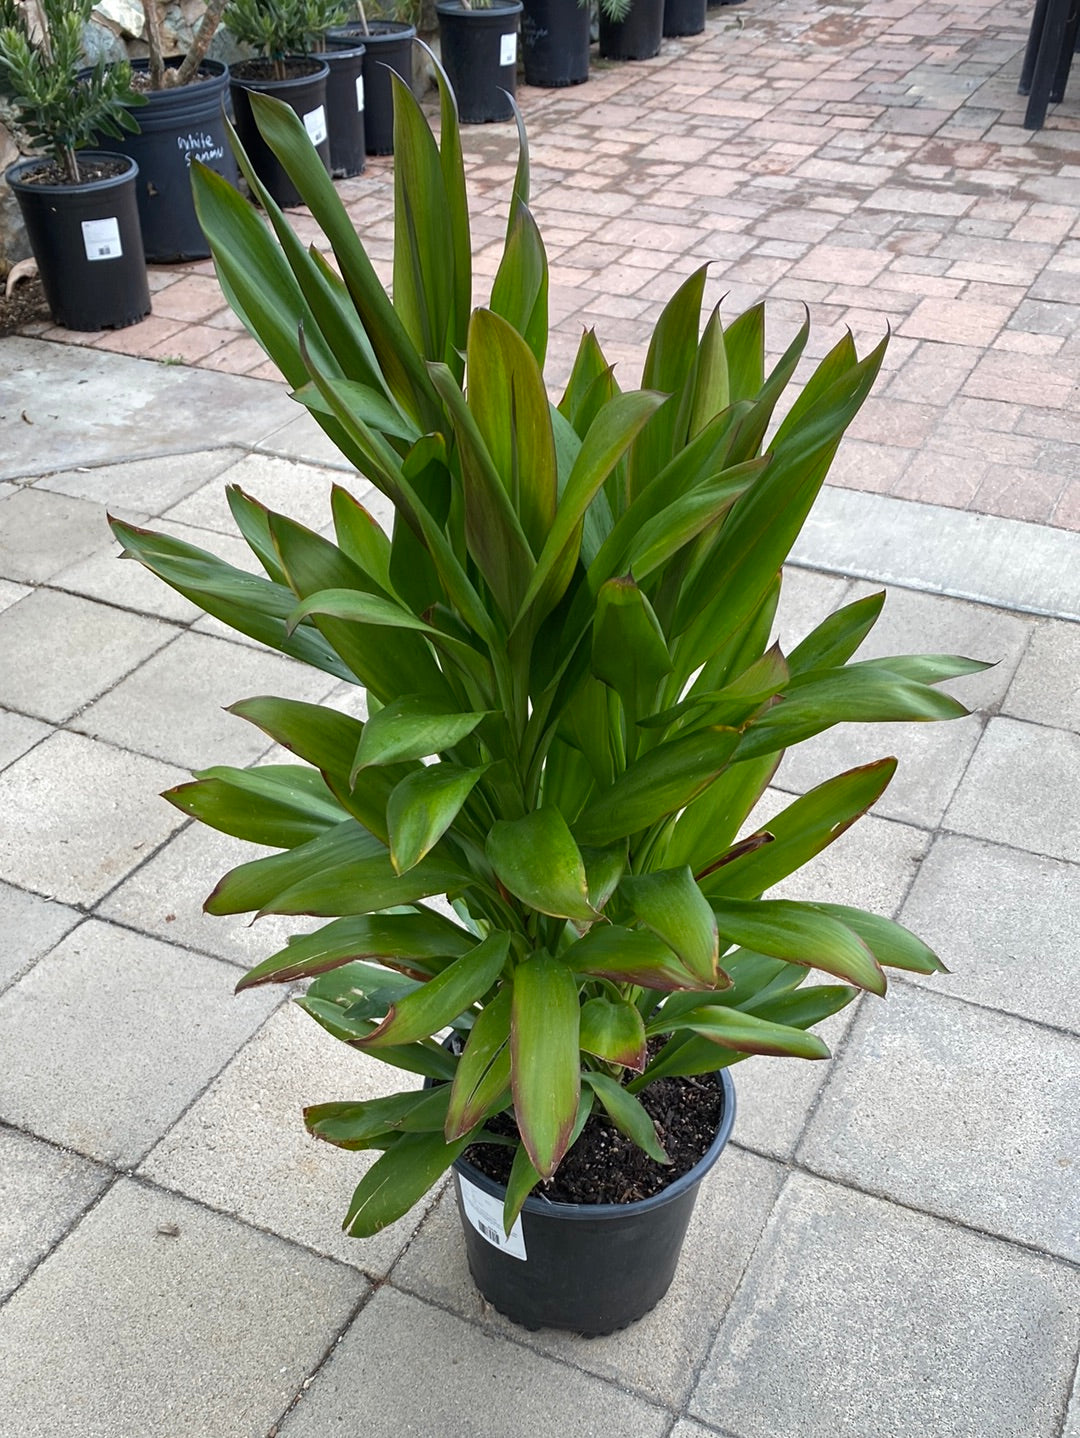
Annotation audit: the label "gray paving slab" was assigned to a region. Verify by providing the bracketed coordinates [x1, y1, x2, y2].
[278, 1285, 672, 1438]
[0, 882, 81, 991]
[691, 1173, 1080, 1438]
[0, 338, 295, 479]
[774, 711, 984, 828]
[162, 451, 354, 537]
[141, 1002, 434, 1277]
[0, 1178, 366, 1438]
[0, 576, 30, 614]
[32, 446, 245, 516]
[0, 1126, 110, 1300]
[791, 487, 1080, 621]
[254, 409, 357, 470]
[799, 984, 1080, 1261]
[729, 1005, 859, 1161]
[1065, 1366, 1080, 1438]
[0, 709, 49, 773]
[842, 581, 1033, 712]
[96, 821, 322, 968]
[1002, 618, 1080, 730]
[670, 1424, 729, 1438]
[0, 589, 175, 724]
[0, 918, 278, 1165]
[0, 486, 118, 583]
[72, 629, 342, 769]
[899, 835, 1080, 1034]
[945, 715, 1080, 863]
[0, 730, 187, 906]
[393, 1144, 784, 1409]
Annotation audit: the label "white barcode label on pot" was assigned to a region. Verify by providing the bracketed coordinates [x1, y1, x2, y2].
[356, 75, 365, 111]
[459, 1175, 527, 1261]
[81, 217, 122, 262]
[304, 104, 328, 146]
[500, 32, 517, 67]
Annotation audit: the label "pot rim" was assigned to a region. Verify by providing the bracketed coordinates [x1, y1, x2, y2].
[229, 56, 330, 88]
[5, 151, 139, 194]
[324, 20, 418, 39]
[454, 1066, 736, 1222]
[435, 0, 525, 14]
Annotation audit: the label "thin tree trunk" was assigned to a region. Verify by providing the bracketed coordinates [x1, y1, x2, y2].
[62, 143, 80, 184]
[141, 0, 165, 87]
[171, 0, 228, 87]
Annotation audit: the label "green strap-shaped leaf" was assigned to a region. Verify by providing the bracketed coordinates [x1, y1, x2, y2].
[284, 587, 448, 641]
[237, 912, 475, 990]
[306, 1087, 451, 1150]
[620, 866, 719, 984]
[665, 753, 780, 873]
[700, 759, 897, 898]
[467, 308, 557, 558]
[330, 485, 395, 596]
[710, 897, 885, 995]
[388, 763, 489, 874]
[226, 486, 289, 585]
[746, 983, 857, 1030]
[391, 70, 453, 364]
[352, 695, 488, 775]
[646, 1004, 830, 1060]
[582, 843, 627, 915]
[579, 996, 647, 1071]
[486, 808, 598, 922]
[342, 1130, 470, 1236]
[165, 765, 344, 849]
[591, 576, 671, 734]
[788, 590, 885, 675]
[502, 1088, 593, 1232]
[567, 925, 723, 992]
[800, 905, 947, 975]
[583, 1071, 669, 1165]
[445, 983, 513, 1141]
[574, 725, 740, 847]
[511, 954, 581, 1178]
[296, 996, 458, 1079]
[359, 932, 510, 1049]
[490, 198, 549, 369]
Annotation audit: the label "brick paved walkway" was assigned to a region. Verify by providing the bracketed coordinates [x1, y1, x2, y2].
[20, 0, 1080, 529]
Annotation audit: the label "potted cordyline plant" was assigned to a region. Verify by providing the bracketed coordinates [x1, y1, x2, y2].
[0, 0, 150, 330]
[112, 54, 983, 1335]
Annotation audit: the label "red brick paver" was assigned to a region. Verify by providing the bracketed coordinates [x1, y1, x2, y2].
[20, 0, 1080, 530]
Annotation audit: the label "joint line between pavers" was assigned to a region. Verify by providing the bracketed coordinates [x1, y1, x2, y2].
[1053, 1340, 1080, 1438]
[262, 1283, 381, 1438]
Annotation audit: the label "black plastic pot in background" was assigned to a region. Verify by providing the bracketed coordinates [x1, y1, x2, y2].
[521, 0, 590, 87]
[324, 22, 416, 156]
[310, 44, 366, 178]
[436, 1, 523, 124]
[229, 57, 330, 208]
[663, 0, 706, 35]
[97, 58, 238, 263]
[599, 0, 665, 59]
[453, 1069, 736, 1335]
[6, 152, 150, 331]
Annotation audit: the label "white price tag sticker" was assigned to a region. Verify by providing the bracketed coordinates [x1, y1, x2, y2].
[499, 31, 517, 67]
[303, 104, 328, 146]
[356, 75, 365, 111]
[459, 1175, 527, 1261]
[81, 216, 123, 262]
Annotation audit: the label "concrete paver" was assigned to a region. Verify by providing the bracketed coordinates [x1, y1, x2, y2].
[0, 1127, 109, 1300]
[0, 1180, 366, 1438]
[277, 1286, 672, 1438]
[0, 881, 80, 991]
[691, 1173, 1080, 1438]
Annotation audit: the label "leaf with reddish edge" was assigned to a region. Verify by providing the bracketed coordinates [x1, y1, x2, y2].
[487, 808, 598, 923]
[236, 912, 475, 991]
[619, 865, 718, 985]
[342, 1130, 470, 1236]
[445, 984, 513, 1141]
[502, 1089, 594, 1233]
[511, 954, 581, 1178]
[305, 1087, 451, 1150]
[567, 925, 730, 993]
[710, 897, 885, 996]
[645, 1005, 830, 1060]
[358, 932, 510, 1049]
[579, 996, 647, 1072]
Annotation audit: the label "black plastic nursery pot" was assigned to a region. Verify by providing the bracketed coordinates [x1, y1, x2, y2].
[436, 1, 523, 125]
[229, 57, 331, 208]
[102, 58, 238, 263]
[599, 0, 665, 61]
[452, 1069, 736, 1335]
[6, 152, 151, 332]
[663, 0, 707, 36]
[310, 45, 367, 178]
[521, 0, 590, 87]
[324, 22, 416, 156]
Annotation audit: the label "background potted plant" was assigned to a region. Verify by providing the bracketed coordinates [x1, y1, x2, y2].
[324, 1, 417, 156]
[223, 0, 343, 205]
[435, 0, 523, 124]
[0, 0, 150, 330]
[96, 1, 241, 263]
[520, 0, 589, 88]
[663, 0, 706, 38]
[599, 0, 664, 61]
[112, 56, 982, 1334]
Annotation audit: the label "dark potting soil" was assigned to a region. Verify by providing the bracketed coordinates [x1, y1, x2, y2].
[231, 56, 324, 81]
[129, 66, 217, 92]
[0, 275, 49, 336]
[464, 1071, 726, 1206]
[16, 156, 128, 186]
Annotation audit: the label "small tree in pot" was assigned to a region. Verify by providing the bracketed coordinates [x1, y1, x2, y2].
[112, 61, 984, 1334]
[0, 0, 150, 328]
